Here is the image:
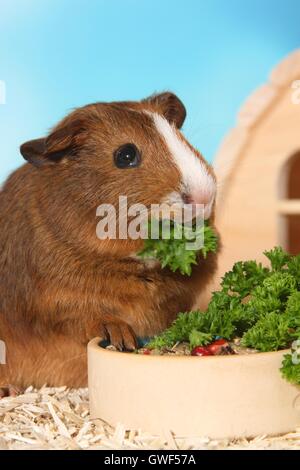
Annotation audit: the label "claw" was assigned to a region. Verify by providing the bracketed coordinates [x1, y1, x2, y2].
[104, 322, 138, 351]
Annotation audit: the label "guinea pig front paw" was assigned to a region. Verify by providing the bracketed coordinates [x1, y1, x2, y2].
[0, 384, 23, 399]
[103, 321, 138, 351]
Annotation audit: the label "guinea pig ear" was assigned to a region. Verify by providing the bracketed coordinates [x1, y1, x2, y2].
[143, 92, 186, 129]
[20, 118, 87, 167]
[20, 138, 47, 167]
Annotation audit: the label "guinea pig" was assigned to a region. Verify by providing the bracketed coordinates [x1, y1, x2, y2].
[0, 92, 218, 391]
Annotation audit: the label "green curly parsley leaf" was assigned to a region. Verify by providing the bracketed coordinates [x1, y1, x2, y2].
[138, 220, 218, 276]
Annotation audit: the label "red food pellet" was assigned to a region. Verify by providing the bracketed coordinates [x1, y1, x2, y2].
[212, 339, 227, 346]
[207, 339, 229, 355]
[142, 349, 151, 355]
[191, 346, 213, 356]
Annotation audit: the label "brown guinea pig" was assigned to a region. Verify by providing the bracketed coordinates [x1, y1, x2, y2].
[0, 92, 218, 390]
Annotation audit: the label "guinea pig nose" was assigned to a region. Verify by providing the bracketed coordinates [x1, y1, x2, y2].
[182, 193, 193, 204]
[181, 191, 214, 220]
[182, 192, 211, 206]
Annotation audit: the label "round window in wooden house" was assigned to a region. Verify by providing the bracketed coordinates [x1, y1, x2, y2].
[278, 152, 300, 255]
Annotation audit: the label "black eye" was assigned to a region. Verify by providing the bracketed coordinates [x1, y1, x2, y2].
[114, 144, 141, 169]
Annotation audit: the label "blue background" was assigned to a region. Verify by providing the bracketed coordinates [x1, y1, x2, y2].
[0, 0, 300, 183]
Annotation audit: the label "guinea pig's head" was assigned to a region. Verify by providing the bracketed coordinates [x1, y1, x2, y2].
[20, 93, 216, 252]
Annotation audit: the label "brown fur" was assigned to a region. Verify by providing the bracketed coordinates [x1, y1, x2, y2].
[0, 93, 218, 388]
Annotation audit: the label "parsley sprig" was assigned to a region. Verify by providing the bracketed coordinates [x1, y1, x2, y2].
[138, 220, 218, 276]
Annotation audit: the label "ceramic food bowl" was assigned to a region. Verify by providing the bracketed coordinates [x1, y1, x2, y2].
[88, 338, 300, 439]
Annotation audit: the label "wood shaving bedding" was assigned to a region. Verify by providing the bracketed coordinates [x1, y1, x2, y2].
[0, 387, 299, 450]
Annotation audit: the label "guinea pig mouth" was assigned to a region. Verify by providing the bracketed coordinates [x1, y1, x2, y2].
[159, 191, 214, 222]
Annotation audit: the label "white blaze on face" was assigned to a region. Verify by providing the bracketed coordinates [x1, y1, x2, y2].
[148, 112, 216, 218]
